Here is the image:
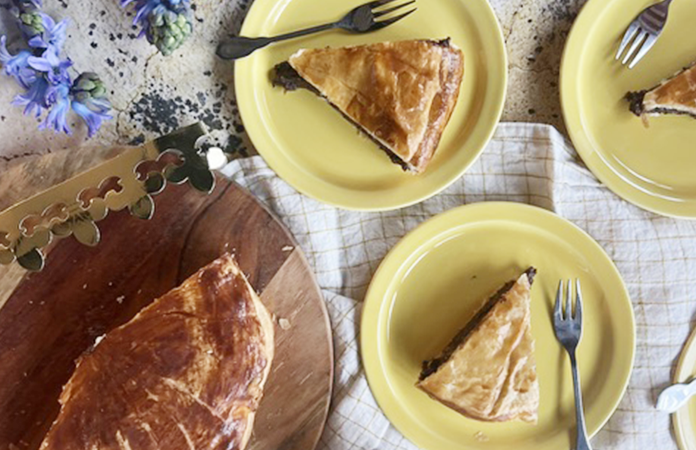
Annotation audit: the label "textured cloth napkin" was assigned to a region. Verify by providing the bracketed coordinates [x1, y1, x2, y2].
[221, 123, 694, 450]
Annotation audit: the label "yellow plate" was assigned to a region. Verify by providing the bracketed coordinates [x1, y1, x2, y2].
[235, 0, 507, 211]
[362, 202, 635, 449]
[673, 327, 696, 450]
[561, 0, 696, 218]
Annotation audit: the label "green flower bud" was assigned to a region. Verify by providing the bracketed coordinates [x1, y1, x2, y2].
[19, 12, 44, 38]
[146, 8, 192, 56]
[71, 72, 111, 112]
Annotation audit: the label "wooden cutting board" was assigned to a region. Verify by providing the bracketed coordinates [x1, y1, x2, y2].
[0, 154, 333, 450]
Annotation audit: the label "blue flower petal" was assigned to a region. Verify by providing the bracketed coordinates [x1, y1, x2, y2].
[50, 19, 69, 50]
[40, 101, 71, 134]
[0, 36, 11, 63]
[28, 35, 46, 48]
[27, 15, 69, 52]
[39, 83, 71, 134]
[0, 37, 36, 88]
[27, 55, 52, 71]
[55, 21, 68, 43]
[88, 96, 112, 112]
[12, 76, 50, 117]
[125, 0, 190, 34]
[39, 13, 56, 32]
[133, 3, 156, 25]
[26, 47, 72, 85]
[43, 47, 61, 64]
[72, 100, 110, 137]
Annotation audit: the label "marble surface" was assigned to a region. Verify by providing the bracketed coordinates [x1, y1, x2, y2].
[0, 0, 587, 171]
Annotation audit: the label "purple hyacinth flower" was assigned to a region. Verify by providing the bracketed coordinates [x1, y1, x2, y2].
[12, 76, 49, 117]
[27, 14, 68, 51]
[27, 46, 71, 85]
[2, 2, 111, 137]
[39, 82, 71, 134]
[0, 36, 36, 88]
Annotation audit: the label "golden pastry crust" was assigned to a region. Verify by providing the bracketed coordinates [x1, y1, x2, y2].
[627, 62, 696, 119]
[39, 254, 274, 450]
[417, 269, 539, 424]
[286, 39, 464, 173]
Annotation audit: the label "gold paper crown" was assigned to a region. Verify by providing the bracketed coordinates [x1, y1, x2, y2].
[0, 122, 215, 272]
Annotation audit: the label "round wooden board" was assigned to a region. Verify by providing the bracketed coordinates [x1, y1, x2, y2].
[0, 173, 333, 450]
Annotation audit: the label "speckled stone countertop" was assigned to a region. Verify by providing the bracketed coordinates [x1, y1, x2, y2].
[0, 0, 586, 171]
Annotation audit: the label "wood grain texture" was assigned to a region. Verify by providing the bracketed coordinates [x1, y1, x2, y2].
[0, 171, 333, 450]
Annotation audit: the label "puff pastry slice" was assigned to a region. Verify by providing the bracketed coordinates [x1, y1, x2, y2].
[417, 268, 539, 423]
[273, 39, 464, 173]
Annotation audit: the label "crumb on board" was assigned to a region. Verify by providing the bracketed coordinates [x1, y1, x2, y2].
[116, 295, 125, 304]
[93, 334, 106, 347]
[474, 431, 489, 442]
[82, 283, 87, 289]
[281, 245, 294, 252]
[278, 318, 291, 330]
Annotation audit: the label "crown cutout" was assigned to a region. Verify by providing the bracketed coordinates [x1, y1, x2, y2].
[0, 122, 214, 271]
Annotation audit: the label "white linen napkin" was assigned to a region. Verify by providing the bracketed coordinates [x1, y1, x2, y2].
[221, 123, 692, 450]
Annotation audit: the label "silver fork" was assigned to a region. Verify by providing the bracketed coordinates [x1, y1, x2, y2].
[615, 0, 673, 69]
[553, 279, 592, 450]
[216, 0, 417, 60]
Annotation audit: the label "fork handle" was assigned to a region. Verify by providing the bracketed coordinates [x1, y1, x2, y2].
[216, 23, 337, 60]
[569, 351, 592, 450]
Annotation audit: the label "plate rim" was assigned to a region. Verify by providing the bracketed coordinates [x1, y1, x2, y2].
[361, 201, 636, 449]
[673, 325, 696, 450]
[559, 0, 696, 219]
[234, 0, 508, 211]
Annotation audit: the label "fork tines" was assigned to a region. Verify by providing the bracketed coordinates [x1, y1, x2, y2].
[554, 279, 583, 323]
[373, 0, 415, 17]
[616, 23, 658, 69]
[369, 0, 417, 27]
[615, 0, 672, 69]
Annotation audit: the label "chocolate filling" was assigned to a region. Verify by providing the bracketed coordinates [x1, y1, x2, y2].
[272, 61, 315, 92]
[625, 90, 647, 116]
[418, 267, 536, 381]
[430, 38, 452, 48]
[625, 90, 696, 119]
[644, 108, 696, 118]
